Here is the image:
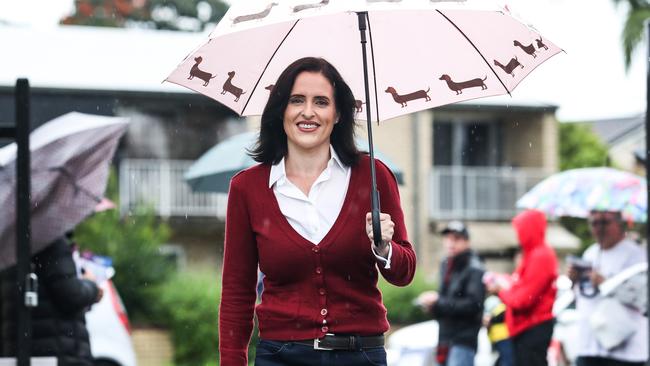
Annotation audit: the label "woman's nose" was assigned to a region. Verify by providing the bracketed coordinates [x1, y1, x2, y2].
[301, 102, 315, 119]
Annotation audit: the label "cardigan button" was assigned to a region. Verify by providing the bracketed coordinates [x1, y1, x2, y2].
[321, 326, 329, 333]
[319, 288, 326, 295]
[312, 247, 320, 253]
[320, 308, 328, 316]
[315, 267, 322, 274]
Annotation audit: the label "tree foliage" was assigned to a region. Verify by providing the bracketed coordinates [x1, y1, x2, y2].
[611, 0, 650, 70]
[559, 122, 609, 171]
[61, 0, 229, 32]
[74, 168, 174, 323]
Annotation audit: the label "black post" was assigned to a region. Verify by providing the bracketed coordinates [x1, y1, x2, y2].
[645, 21, 650, 366]
[357, 12, 382, 248]
[15, 78, 32, 366]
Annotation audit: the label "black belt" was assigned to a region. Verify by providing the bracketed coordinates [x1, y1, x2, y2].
[294, 334, 384, 351]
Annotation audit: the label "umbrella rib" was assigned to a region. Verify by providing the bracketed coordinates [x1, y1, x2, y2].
[240, 19, 301, 116]
[366, 13, 380, 123]
[435, 10, 511, 96]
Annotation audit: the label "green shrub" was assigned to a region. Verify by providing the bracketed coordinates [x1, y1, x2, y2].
[156, 271, 220, 366]
[379, 272, 435, 325]
[74, 169, 173, 323]
[155, 271, 259, 366]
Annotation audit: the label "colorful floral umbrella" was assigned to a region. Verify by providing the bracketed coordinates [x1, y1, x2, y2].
[516, 167, 647, 222]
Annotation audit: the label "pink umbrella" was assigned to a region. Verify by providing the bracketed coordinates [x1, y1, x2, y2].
[165, 0, 562, 243]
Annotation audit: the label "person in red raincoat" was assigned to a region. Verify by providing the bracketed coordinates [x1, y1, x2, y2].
[487, 209, 558, 366]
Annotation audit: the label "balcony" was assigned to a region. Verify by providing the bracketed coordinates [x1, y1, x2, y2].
[430, 166, 550, 221]
[119, 159, 227, 219]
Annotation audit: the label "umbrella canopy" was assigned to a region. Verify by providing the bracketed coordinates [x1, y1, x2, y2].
[0, 112, 129, 270]
[165, 0, 562, 122]
[184, 131, 405, 193]
[516, 167, 647, 222]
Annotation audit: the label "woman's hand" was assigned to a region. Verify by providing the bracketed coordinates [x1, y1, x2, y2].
[365, 212, 394, 257]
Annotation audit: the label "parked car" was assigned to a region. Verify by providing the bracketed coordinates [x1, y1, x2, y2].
[85, 279, 137, 366]
[74, 251, 137, 366]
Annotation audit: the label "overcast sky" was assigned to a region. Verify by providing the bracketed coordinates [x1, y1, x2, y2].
[0, 0, 646, 122]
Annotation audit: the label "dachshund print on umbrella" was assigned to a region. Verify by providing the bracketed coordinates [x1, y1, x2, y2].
[188, 56, 216, 86]
[293, 0, 329, 12]
[385, 86, 431, 107]
[439, 74, 487, 95]
[232, 2, 278, 24]
[222, 71, 246, 102]
[355, 100, 365, 113]
[514, 40, 537, 58]
[536, 37, 549, 50]
[493, 56, 523, 77]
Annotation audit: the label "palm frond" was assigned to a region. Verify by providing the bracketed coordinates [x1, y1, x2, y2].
[621, 7, 650, 70]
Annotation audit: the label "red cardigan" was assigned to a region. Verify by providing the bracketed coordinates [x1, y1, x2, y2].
[218, 154, 417, 365]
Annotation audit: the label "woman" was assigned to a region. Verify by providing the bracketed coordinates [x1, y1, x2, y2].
[219, 57, 416, 366]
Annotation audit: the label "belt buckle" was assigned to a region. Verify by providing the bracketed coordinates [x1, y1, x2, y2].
[313, 334, 334, 351]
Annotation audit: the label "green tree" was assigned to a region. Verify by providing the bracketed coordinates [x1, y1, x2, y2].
[559, 122, 609, 171]
[558, 122, 610, 251]
[61, 0, 229, 32]
[74, 169, 174, 323]
[612, 0, 650, 70]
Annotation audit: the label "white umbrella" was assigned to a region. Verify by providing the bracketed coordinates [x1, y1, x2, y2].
[0, 112, 129, 270]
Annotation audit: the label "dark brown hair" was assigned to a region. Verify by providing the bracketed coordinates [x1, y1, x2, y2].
[249, 57, 360, 166]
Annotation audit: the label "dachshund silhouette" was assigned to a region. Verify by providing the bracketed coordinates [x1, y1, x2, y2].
[493, 56, 523, 77]
[514, 40, 537, 58]
[439, 74, 487, 95]
[222, 71, 246, 102]
[385, 86, 431, 107]
[536, 37, 548, 50]
[233, 3, 278, 24]
[293, 0, 329, 12]
[355, 100, 365, 113]
[188, 56, 216, 86]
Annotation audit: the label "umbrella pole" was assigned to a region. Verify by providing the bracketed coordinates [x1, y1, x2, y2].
[15, 78, 32, 366]
[645, 22, 650, 366]
[357, 12, 382, 248]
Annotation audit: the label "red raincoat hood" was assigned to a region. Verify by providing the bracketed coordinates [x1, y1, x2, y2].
[512, 210, 547, 252]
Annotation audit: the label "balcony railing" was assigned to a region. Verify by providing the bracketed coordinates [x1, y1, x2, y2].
[430, 166, 551, 220]
[119, 159, 227, 218]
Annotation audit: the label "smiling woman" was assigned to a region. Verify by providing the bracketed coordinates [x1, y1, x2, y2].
[218, 57, 417, 366]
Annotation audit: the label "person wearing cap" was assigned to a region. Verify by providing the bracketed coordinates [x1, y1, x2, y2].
[418, 221, 485, 366]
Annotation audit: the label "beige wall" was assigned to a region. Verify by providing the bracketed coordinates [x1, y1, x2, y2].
[502, 112, 558, 170]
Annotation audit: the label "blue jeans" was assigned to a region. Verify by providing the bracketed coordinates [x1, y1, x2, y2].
[493, 339, 515, 366]
[446, 344, 475, 366]
[254, 339, 387, 366]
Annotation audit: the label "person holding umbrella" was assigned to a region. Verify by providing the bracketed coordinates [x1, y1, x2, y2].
[568, 210, 648, 366]
[219, 57, 416, 366]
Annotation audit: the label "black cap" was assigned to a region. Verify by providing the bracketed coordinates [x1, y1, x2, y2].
[440, 220, 469, 239]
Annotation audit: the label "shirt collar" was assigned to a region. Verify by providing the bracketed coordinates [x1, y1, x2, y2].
[268, 145, 345, 188]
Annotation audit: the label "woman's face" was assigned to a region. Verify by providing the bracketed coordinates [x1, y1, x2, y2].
[283, 71, 338, 154]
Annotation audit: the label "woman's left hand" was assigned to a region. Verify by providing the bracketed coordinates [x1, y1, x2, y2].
[365, 212, 394, 257]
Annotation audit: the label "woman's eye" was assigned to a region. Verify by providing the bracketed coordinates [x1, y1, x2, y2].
[289, 97, 304, 104]
[315, 98, 329, 106]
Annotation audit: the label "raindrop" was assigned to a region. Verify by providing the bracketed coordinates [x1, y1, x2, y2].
[529, 142, 532, 148]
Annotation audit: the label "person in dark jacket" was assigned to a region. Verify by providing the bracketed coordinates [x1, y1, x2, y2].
[418, 221, 486, 366]
[487, 209, 558, 366]
[0, 236, 102, 366]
